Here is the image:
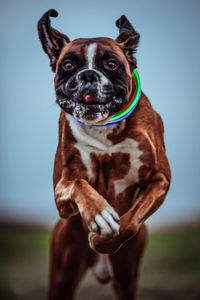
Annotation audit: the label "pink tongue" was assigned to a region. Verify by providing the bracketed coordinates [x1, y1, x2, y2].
[84, 94, 94, 103]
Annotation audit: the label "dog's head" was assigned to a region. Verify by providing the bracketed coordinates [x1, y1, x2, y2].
[38, 9, 140, 125]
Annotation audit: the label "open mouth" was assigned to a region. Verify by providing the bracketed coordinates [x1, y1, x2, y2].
[56, 82, 126, 124]
[59, 96, 123, 110]
[55, 79, 126, 123]
[57, 94, 124, 124]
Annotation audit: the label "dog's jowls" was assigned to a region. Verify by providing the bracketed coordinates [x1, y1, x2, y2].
[38, 9, 171, 300]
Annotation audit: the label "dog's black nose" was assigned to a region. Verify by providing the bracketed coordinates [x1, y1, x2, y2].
[78, 70, 100, 83]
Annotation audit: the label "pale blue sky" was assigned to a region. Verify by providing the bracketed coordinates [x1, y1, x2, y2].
[0, 0, 200, 228]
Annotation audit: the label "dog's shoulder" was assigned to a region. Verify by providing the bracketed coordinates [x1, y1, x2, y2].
[127, 91, 166, 147]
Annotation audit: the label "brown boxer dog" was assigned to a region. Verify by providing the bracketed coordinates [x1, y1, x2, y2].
[38, 9, 171, 300]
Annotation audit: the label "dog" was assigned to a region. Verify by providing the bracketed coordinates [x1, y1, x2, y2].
[38, 9, 171, 300]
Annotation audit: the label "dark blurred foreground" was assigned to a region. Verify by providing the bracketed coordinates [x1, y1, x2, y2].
[0, 223, 199, 300]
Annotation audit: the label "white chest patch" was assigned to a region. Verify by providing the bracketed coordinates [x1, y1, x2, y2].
[68, 116, 143, 195]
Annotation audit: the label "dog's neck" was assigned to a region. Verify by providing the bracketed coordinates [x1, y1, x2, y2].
[67, 114, 126, 149]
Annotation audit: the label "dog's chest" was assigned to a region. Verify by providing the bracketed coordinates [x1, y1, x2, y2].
[68, 117, 143, 195]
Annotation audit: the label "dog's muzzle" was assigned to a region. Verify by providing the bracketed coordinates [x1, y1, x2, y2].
[56, 69, 127, 124]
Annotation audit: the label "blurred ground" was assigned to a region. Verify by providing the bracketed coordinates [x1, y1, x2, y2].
[0, 223, 199, 300]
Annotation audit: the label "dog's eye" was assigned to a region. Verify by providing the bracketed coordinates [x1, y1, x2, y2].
[106, 60, 118, 70]
[62, 60, 74, 71]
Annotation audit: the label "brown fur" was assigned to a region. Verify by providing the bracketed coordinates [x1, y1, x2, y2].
[49, 88, 170, 299]
[38, 17, 171, 299]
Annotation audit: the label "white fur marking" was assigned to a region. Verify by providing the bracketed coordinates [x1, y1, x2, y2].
[55, 181, 73, 202]
[87, 43, 97, 69]
[106, 206, 120, 221]
[88, 222, 98, 232]
[85, 42, 109, 85]
[113, 139, 143, 195]
[68, 116, 143, 195]
[102, 209, 120, 234]
[95, 214, 112, 236]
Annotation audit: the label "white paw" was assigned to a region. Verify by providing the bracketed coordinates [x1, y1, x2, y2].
[88, 206, 120, 238]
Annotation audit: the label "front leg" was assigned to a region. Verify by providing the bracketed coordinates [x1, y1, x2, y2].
[120, 171, 170, 234]
[89, 171, 170, 254]
[54, 178, 120, 238]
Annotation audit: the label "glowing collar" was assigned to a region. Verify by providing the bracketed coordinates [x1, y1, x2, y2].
[74, 68, 141, 126]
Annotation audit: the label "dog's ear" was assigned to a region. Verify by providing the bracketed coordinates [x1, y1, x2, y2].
[116, 15, 140, 67]
[37, 9, 70, 72]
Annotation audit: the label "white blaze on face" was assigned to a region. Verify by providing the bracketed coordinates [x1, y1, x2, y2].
[85, 42, 109, 85]
[87, 43, 97, 69]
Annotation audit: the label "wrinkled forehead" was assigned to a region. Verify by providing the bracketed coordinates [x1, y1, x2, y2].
[57, 37, 128, 67]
